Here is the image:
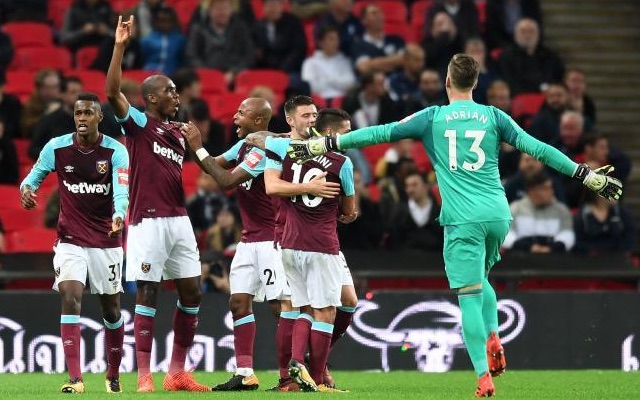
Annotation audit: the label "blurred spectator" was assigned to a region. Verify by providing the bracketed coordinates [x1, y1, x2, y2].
[200, 250, 231, 293]
[0, 117, 18, 184]
[350, 4, 405, 76]
[140, 5, 186, 76]
[0, 71, 22, 139]
[503, 171, 574, 253]
[556, 110, 585, 161]
[189, 98, 229, 157]
[485, 0, 542, 50]
[529, 83, 569, 145]
[342, 71, 402, 129]
[20, 70, 63, 139]
[186, 0, 255, 86]
[189, 0, 257, 32]
[465, 37, 499, 105]
[388, 44, 425, 103]
[172, 68, 202, 122]
[387, 171, 443, 251]
[100, 79, 143, 138]
[248, 85, 290, 133]
[422, 11, 464, 77]
[0, 0, 48, 23]
[45, 189, 60, 228]
[337, 170, 382, 249]
[206, 206, 242, 253]
[487, 79, 511, 113]
[91, 21, 144, 73]
[290, 0, 329, 20]
[573, 190, 636, 255]
[498, 18, 564, 95]
[378, 157, 417, 229]
[253, 0, 307, 74]
[582, 133, 630, 183]
[503, 152, 565, 204]
[60, 0, 116, 52]
[0, 29, 13, 72]
[302, 25, 356, 101]
[314, 0, 363, 55]
[28, 77, 83, 160]
[488, 80, 522, 180]
[375, 139, 414, 180]
[127, 0, 167, 39]
[564, 67, 596, 125]
[187, 171, 232, 235]
[404, 69, 447, 115]
[426, 0, 480, 41]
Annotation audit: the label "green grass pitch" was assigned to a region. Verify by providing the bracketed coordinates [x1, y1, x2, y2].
[0, 370, 639, 399]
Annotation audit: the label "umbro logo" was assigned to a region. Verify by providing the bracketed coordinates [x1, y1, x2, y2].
[64, 165, 74, 173]
[156, 127, 164, 135]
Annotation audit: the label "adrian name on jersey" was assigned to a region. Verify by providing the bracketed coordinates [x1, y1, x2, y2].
[63, 180, 111, 195]
[153, 141, 183, 166]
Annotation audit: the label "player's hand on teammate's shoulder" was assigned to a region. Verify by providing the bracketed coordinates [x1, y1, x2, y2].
[114, 15, 134, 45]
[305, 172, 341, 198]
[20, 186, 37, 210]
[109, 217, 124, 238]
[287, 136, 336, 164]
[338, 211, 359, 224]
[179, 121, 203, 149]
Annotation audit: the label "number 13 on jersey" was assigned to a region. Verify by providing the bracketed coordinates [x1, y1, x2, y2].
[444, 129, 486, 171]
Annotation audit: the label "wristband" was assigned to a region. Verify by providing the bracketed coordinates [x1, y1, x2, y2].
[195, 148, 209, 162]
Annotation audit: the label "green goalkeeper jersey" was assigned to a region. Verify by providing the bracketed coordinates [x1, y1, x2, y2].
[339, 100, 579, 225]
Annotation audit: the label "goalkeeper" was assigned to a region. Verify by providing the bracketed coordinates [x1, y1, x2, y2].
[287, 54, 622, 398]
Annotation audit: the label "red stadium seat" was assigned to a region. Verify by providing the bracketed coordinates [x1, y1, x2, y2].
[367, 182, 381, 202]
[476, 0, 487, 29]
[4, 71, 35, 102]
[412, 142, 432, 173]
[511, 92, 545, 128]
[353, 1, 407, 24]
[311, 94, 328, 109]
[234, 69, 290, 96]
[0, 208, 44, 232]
[112, 0, 140, 12]
[49, 0, 74, 30]
[73, 70, 107, 100]
[361, 143, 392, 172]
[2, 22, 53, 48]
[122, 69, 161, 84]
[0, 185, 22, 210]
[5, 228, 57, 253]
[384, 22, 418, 43]
[196, 68, 228, 96]
[75, 46, 100, 70]
[174, 1, 198, 32]
[251, 0, 265, 19]
[182, 161, 201, 189]
[206, 93, 245, 127]
[12, 47, 73, 72]
[410, 0, 432, 28]
[12, 139, 31, 166]
[303, 20, 316, 56]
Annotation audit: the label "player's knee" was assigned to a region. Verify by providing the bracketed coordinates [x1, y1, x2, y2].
[136, 282, 160, 306]
[341, 294, 358, 308]
[61, 292, 81, 314]
[457, 283, 483, 294]
[102, 308, 121, 324]
[229, 294, 250, 316]
[268, 300, 281, 318]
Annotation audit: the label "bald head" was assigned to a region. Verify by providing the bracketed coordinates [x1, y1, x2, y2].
[141, 75, 169, 99]
[245, 97, 272, 126]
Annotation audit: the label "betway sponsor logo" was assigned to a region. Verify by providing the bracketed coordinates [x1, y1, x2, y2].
[153, 141, 183, 166]
[63, 180, 111, 195]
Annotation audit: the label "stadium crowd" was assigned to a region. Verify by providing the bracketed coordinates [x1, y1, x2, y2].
[0, 0, 635, 282]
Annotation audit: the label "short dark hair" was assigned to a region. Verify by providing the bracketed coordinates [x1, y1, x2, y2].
[77, 92, 100, 103]
[315, 108, 350, 133]
[171, 68, 200, 93]
[583, 132, 607, 148]
[316, 24, 339, 42]
[283, 95, 315, 116]
[447, 53, 479, 90]
[525, 171, 551, 191]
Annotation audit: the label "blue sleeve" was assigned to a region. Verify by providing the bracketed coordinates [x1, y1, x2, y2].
[238, 147, 267, 177]
[221, 140, 244, 162]
[109, 142, 130, 220]
[339, 157, 355, 196]
[20, 140, 55, 192]
[265, 137, 291, 171]
[115, 105, 147, 128]
[494, 108, 578, 177]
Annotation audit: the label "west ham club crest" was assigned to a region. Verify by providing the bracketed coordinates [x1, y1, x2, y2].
[96, 160, 108, 174]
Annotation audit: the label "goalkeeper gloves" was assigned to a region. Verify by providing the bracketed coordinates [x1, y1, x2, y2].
[572, 164, 623, 201]
[287, 136, 339, 163]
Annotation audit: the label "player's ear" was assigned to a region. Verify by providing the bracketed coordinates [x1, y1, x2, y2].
[285, 114, 293, 127]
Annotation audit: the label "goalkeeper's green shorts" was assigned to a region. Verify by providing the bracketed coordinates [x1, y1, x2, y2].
[443, 220, 511, 289]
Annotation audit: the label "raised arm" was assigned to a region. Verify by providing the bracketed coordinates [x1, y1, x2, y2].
[106, 15, 134, 119]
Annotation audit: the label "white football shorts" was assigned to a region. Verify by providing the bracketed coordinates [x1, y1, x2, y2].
[53, 242, 123, 295]
[281, 249, 342, 309]
[126, 216, 200, 282]
[339, 251, 354, 287]
[230, 241, 290, 301]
